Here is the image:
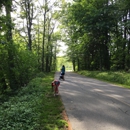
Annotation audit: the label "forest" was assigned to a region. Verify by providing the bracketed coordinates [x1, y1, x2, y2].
[0, 0, 64, 93]
[0, 0, 130, 129]
[0, 0, 130, 92]
[63, 0, 130, 72]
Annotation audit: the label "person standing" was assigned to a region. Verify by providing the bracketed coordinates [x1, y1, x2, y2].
[61, 65, 65, 80]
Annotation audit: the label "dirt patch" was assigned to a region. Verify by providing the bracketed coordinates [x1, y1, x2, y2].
[62, 109, 72, 130]
[60, 95, 72, 130]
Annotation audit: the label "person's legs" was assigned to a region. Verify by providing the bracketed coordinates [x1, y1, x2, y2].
[53, 81, 60, 96]
[54, 85, 59, 96]
[62, 72, 65, 80]
[53, 85, 56, 96]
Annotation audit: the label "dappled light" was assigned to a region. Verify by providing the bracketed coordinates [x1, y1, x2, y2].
[56, 72, 130, 130]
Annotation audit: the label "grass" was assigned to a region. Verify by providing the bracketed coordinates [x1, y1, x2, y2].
[76, 70, 130, 89]
[0, 72, 68, 130]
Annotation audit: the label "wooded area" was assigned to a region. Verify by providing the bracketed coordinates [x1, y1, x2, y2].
[0, 0, 63, 93]
[0, 0, 130, 93]
[62, 0, 130, 72]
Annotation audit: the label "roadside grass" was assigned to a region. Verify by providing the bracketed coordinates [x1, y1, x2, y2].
[77, 70, 130, 89]
[0, 72, 68, 130]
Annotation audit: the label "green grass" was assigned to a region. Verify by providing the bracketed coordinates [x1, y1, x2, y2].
[0, 72, 68, 130]
[77, 70, 130, 89]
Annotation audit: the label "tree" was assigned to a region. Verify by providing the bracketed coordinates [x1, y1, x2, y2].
[61, 0, 130, 71]
[5, 0, 19, 90]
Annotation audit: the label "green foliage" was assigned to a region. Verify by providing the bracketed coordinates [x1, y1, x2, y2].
[0, 43, 39, 93]
[57, 56, 73, 71]
[0, 72, 68, 130]
[14, 49, 39, 85]
[61, 0, 130, 71]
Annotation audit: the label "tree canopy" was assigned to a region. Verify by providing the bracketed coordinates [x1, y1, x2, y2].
[61, 0, 130, 71]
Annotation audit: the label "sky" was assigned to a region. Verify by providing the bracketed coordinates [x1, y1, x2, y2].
[57, 42, 68, 56]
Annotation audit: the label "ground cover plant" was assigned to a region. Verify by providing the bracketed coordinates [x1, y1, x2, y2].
[77, 71, 130, 89]
[0, 72, 68, 130]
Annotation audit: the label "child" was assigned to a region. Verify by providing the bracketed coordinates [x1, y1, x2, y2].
[59, 72, 63, 80]
[51, 80, 60, 96]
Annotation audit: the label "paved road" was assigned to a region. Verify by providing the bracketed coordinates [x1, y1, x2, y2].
[55, 72, 130, 130]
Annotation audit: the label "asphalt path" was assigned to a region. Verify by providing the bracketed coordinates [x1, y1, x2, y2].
[55, 71, 130, 130]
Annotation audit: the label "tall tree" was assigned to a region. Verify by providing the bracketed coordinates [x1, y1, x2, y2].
[19, 0, 36, 50]
[41, 0, 48, 71]
[5, 0, 18, 90]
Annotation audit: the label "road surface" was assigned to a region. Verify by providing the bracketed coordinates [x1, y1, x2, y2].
[55, 72, 130, 130]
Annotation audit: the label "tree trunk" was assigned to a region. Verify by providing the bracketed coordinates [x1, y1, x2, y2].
[41, 10, 46, 72]
[123, 14, 127, 70]
[0, 72, 7, 93]
[37, 18, 40, 70]
[77, 56, 80, 71]
[25, 0, 33, 50]
[5, 0, 17, 90]
[72, 59, 75, 71]
[104, 30, 110, 70]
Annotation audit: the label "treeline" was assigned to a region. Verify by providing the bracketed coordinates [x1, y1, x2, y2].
[62, 0, 130, 71]
[0, 0, 63, 93]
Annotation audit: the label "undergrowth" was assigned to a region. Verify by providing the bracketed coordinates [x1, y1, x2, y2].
[0, 72, 68, 130]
